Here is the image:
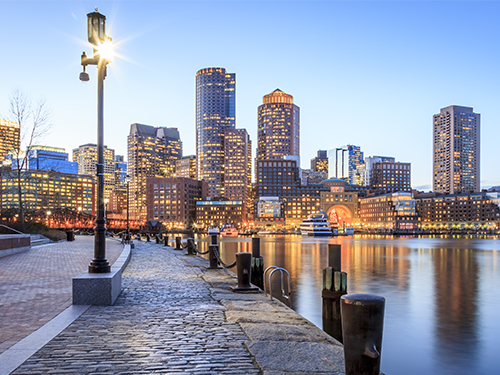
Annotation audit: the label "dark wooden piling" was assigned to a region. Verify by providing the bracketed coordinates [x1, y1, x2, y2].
[251, 237, 264, 289]
[322, 244, 347, 343]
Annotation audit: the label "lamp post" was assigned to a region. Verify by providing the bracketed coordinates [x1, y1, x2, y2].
[80, 8, 113, 273]
[126, 174, 130, 243]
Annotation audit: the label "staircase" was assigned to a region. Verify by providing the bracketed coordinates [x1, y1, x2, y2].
[30, 234, 52, 247]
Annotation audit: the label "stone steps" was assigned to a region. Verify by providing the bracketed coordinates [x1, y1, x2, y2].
[30, 234, 52, 247]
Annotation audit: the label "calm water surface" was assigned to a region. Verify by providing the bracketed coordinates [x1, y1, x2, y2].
[194, 234, 500, 375]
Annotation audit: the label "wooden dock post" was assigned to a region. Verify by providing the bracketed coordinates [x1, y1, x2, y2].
[322, 244, 347, 343]
[251, 237, 264, 289]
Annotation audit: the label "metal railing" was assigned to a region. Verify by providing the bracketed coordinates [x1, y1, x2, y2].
[264, 266, 291, 306]
[0, 225, 24, 235]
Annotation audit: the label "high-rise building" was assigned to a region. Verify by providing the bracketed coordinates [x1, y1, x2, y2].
[223, 128, 251, 218]
[433, 105, 480, 194]
[363, 156, 395, 187]
[310, 150, 328, 172]
[175, 155, 196, 179]
[28, 146, 78, 174]
[256, 89, 300, 162]
[327, 145, 363, 184]
[196, 67, 235, 198]
[127, 123, 182, 221]
[0, 119, 20, 162]
[73, 143, 115, 200]
[370, 161, 411, 195]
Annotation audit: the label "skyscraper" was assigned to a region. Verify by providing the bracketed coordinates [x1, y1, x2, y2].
[257, 89, 300, 161]
[433, 105, 480, 194]
[196, 67, 235, 198]
[310, 150, 328, 172]
[73, 143, 115, 199]
[223, 128, 252, 219]
[28, 145, 78, 174]
[127, 123, 182, 221]
[0, 118, 20, 162]
[327, 145, 363, 184]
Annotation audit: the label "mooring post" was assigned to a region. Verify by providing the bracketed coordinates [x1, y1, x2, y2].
[211, 234, 217, 245]
[146, 234, 150, 242]
[186, 238, 195, 255]
[341, 294, 385, 375]
[155, 235, 161, 244]
[175, 236, 182, 250]
[207, 244, 222, 269]
[251, 237, 264, 289]
[163, 235, 169, 247]
[231, 252, 260, 292]
[322, 244, 347, 343]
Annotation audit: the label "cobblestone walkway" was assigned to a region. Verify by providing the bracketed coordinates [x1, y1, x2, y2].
[11, 241, 260, 374]
[0, 237, 123, 354]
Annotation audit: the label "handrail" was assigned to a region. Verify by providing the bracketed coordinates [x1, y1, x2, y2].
[264, 266, 291, 306]
[0, 225, 24, 235]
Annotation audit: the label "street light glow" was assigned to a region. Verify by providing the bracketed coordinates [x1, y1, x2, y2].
[97, 39, 114, 61]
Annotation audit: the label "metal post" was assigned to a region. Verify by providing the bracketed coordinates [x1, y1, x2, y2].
[211, 234, 217, 245]
[251, 237, 264, 289]
[207, 244, 222, 269]
[175, 236, 182, 250]
[187, 238, 195, 255]
[231, 252, 259, 292]
[341, 294, 385, 375]
[89, 60, 110, 273]
[328, 244, 341, 272]
[126, 176, 130, 243]
[164, 235, 169, 246]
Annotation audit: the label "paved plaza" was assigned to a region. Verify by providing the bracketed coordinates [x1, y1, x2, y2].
[1, 238, 346, 374]
[0, 237, 123, 355]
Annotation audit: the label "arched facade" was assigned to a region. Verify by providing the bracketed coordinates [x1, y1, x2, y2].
[320, 178, 360, 225]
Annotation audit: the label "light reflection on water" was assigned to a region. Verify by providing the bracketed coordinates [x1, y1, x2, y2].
[194, 234, 500, 375]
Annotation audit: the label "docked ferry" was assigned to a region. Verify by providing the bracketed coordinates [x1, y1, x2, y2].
[299, 211, 333, 237]
[220, 223, 239, 237]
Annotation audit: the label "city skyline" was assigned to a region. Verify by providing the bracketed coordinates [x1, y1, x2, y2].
[1, 1, 500, 190]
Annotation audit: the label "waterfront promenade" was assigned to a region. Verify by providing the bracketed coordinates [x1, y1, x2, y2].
[0, 237, 345, 374]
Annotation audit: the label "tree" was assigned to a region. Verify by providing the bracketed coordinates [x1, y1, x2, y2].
[3, 89, 52, 232]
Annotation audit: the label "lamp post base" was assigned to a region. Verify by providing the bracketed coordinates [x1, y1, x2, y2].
[89, 260, 111, 273]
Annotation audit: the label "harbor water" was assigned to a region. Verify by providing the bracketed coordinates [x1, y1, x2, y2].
[195, 234, 500, 375]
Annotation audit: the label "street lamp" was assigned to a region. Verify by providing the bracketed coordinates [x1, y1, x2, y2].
[80, 8, 112, 273]
[126, 174, 130, 243]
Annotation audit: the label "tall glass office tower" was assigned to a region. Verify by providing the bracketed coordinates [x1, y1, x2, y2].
[256, 89, 300, 162]
[196, 67, 235, 198]
[433, 105, 480, 194]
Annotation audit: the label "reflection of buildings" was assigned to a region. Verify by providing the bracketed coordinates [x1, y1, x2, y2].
[73, 143, 115, 200]
[146, 177, 207, 228]
[432, 247, 478, 371]
[415, 191, 500, 231]
[0, 118, 20, 162]
[433, 105, 480, 194]
[0, 170, 95, 215]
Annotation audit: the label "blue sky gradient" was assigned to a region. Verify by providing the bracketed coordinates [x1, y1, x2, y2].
[1, 0, 499, 190]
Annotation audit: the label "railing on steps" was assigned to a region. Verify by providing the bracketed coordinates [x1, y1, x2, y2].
[264, 266, 292, 306]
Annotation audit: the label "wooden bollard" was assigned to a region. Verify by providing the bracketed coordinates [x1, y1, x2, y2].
[187, 238, 195, 255]
[251, 237, 264, 289]
[322, 244, 347, 343]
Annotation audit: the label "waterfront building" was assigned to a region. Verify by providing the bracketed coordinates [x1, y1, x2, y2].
[28, 146, 78, 174]
[415, 191, 500, 231]
[433, 105, 480, 194]
[72, 143, 115, 200]
[255, 197, 284, 227]
[359, 192, 420, 232]
[146, 177, 207, 229]
[370, 161, 411, 195]
[196, 200, 243, 229]
[0, 170, 95, 215]
[310, 150, 328, 172]
[196, 67, 235, 198]
[175, 155, 196, 179]
[363, 156, 395, 188]
[127, 124, 182, 221]
[0, 118, 20, 162]
[256, 89, 299, 162]
[319, 178, 361, 226]
[223, 128, 251, 218]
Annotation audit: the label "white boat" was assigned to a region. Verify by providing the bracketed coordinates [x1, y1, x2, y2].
[208, 228, 219, 235]
[220, 224, 238, 237]
[299, 211, 333, 237]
